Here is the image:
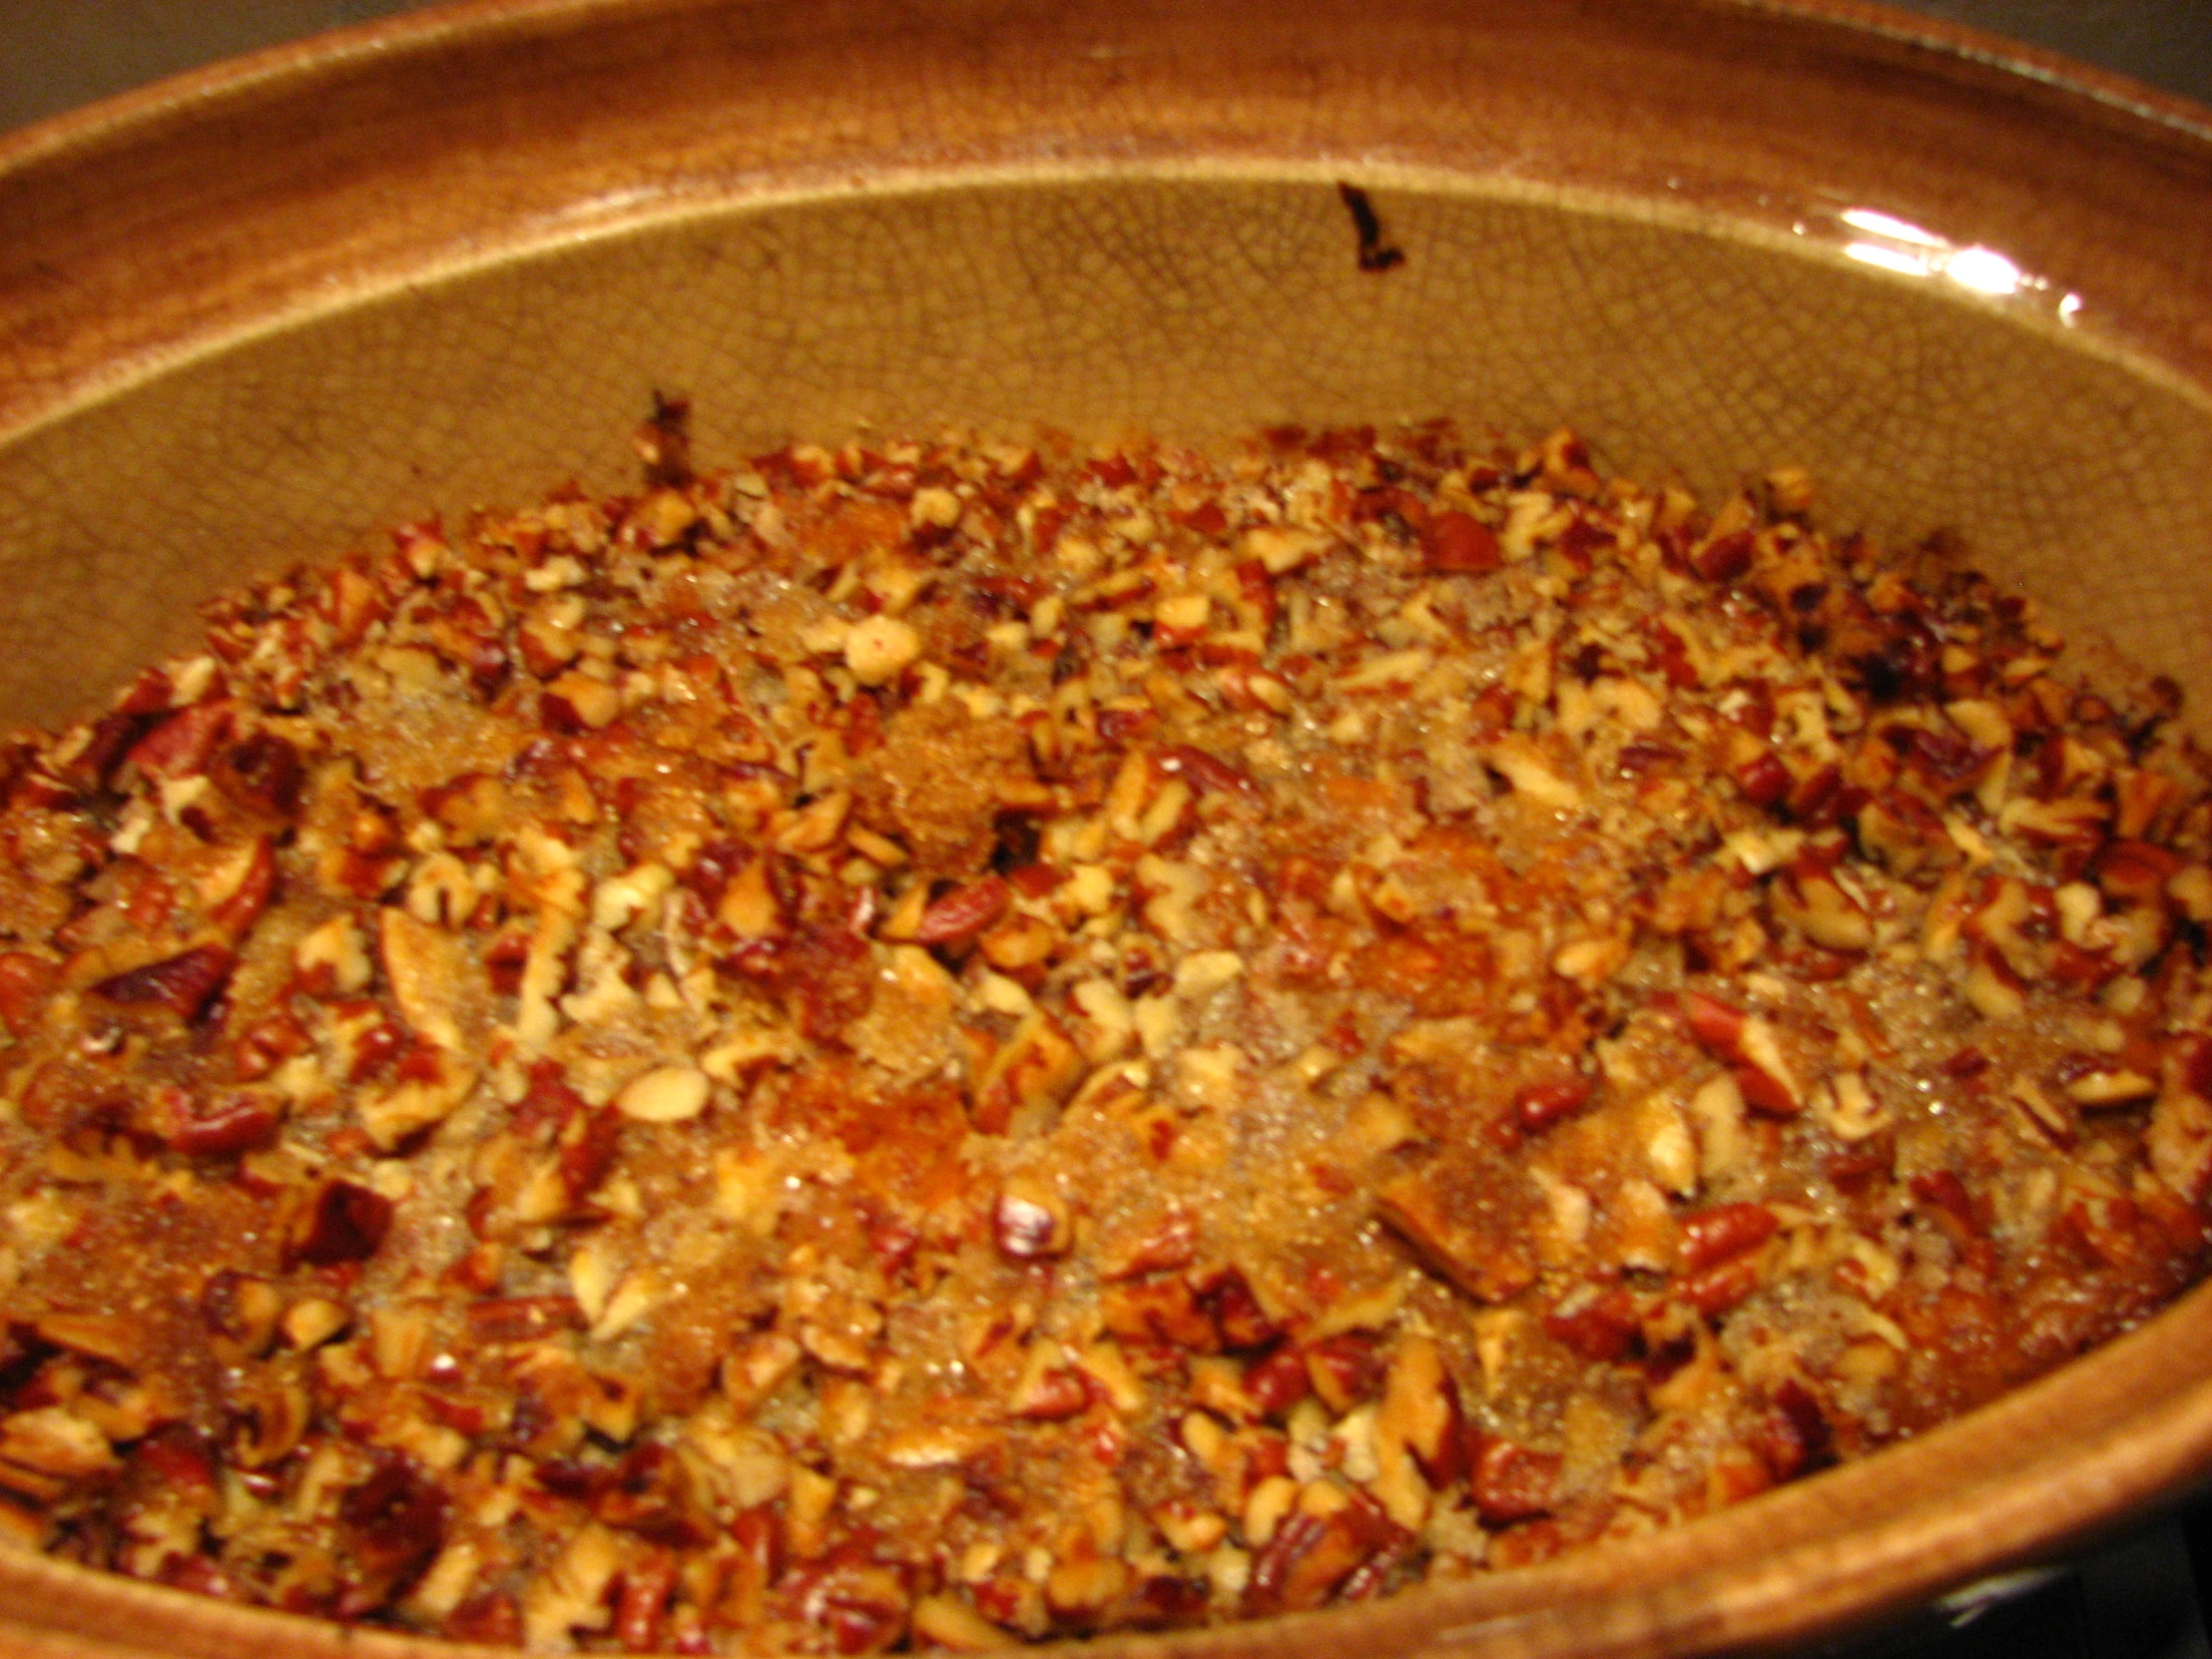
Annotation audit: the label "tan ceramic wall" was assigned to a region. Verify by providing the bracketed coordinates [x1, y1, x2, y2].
[0, 173, 2206, 730]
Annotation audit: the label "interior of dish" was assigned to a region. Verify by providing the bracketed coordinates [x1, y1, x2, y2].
[6, 6, 2212, 1649]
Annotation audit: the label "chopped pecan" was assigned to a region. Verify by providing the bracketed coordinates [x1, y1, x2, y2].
[1102, 1280, 1219, 1354]
[1244, 1489, 1404, 1614]
[1421, 511, 1502, 575]
[1304, 1333, 1385, 1412]
[0, 952, 57, 1036]
[210, 730, 303, 817]
[468, 1297, 585, 1344]
[1375, 1168, 1538, 1303]
[168, 1094, 282, 1158]
[994, 1181, 1073, 1259]
[288, 1178, 394, 1266]
[914, 876, 1011, 946]
[1678, 1203, 1780, 1275]
[1470, 1434, 1561, 1525]
[92, 944, 235, 1021]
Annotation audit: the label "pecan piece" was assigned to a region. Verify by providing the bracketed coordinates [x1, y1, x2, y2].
[1421, 511, 1502, 575]
[1681, 990, 1802, 1113]
[1516, 1075, 1594, 1133]
[338, 1451, 448, 1591]
[1471, 1435, 1561, 1524]
[1101, 1280, 1219, 1354]
[914, 876, 1011, 946]
[0, 952, 57, 1037]
[994, 1181, 1072, 1260]
[1102, 1210, 1199, 1279]
[289, 1178, 395, 1266]
[595, 1443, 714, 1547]
[1545, 1285, 1646, 1362]
[1244, 1490, 1404, 1615]
[169, 1095, 281, 1158]
[209, 837, 278, 936]
[1243, 1345, 1313, 1417]
[1155, 744, 1257, 798]
[92, 944, 235, 1022]
[0, 1407, 116, 1479]
[125, 700, 232, 780]
[211, 730, 303, 817]
[1678, 1203, 1780, 1275]
[1375, 1333, 1466, 1526]
[1192, 1266, 1279, 1351]
[466, 1296, 584, 1343]
[1375, 1168, 1538, 1303]
[1304, 1333, 1384, 1412]
[1680, 1253, 1766, 1318]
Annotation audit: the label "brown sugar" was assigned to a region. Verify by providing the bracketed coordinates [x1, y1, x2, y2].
[0, 419, 2208, 1649]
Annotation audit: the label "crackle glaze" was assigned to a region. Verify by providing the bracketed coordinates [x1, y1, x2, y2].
[3, 1, 2212, 1657]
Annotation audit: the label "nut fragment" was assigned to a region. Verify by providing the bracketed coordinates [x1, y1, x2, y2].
[0, 1409, 114, 1479]
[543, 671, 622, 730]
[616, 1066, 710, 1123]
[1376, 1171, 1537, 1304]
[91, 945, 235, 1020]
[289, 1179, 394, 1267]
[845, 616, 922, 687]
[994, 1181, 1073, 1259]
[281, 1298, 351, 1351]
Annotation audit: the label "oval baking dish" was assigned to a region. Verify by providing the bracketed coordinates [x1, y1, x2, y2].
[4, 3, 2212, 1657]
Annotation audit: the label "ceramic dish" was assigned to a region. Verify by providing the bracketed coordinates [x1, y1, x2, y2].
[4, 1, 2212, 1655]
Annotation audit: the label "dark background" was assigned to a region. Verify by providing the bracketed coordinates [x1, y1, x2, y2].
[4, 1, 2212, 1655]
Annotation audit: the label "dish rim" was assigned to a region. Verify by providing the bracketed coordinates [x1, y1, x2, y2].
[4, 3, 2212, 1656]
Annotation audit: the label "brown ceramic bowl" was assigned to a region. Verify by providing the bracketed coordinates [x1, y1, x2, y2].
[6, 1, 2212, 1655]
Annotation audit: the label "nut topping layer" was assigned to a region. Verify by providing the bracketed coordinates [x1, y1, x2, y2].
[1, 419, 2208, 1650]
